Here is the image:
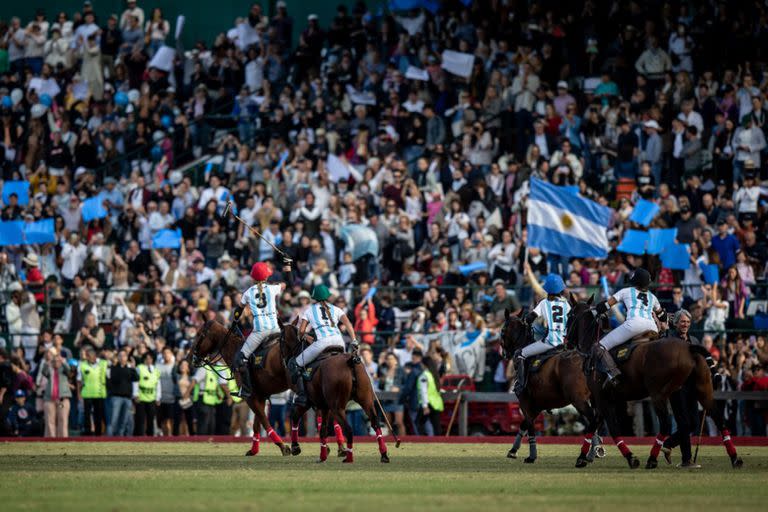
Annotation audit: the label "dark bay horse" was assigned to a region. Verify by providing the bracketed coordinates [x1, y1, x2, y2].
[281, 323, 390, 463]
[567, 299, 743, 469]
[189, 320, 294, 455]
[500, 309, 604, 467]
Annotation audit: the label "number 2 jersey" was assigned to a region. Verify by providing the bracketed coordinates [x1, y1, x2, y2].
[533, 297, 571, 346]
[241, 283, 281, 331]
[300, 302, 344, 340]
[612, 286, 660, 320]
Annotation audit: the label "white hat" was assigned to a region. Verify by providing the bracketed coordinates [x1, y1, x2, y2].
[10, 88, 23, 105]
[308, 14, 318, 21]
[276, 0, 287, 8]
[8, 282, 22, 292]
[297, 290, 311, 300]
[219, 252, 232, 263]
[168, 170, 183, 185]
[557, 80, 569, 89]
[23, 253, 39, 267]
[74, 166, 88, 178]
[127, 89, 141, 104]
[643, 120, 662, 131]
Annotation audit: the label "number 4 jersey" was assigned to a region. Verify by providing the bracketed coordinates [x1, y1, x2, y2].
[533, 297, 571, 346]
[301, 302, 344, 340]
[242, 283, 282, 331]
[612, 286, 660, 321]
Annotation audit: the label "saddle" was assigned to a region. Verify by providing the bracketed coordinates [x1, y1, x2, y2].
[609, 336, 655, 364]
[248, 334, 280, 370]
[527, 346, 565, 375]
[301, 347, 346, 381]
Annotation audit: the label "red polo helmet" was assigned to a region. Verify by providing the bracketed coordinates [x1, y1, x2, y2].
[250, 262, 272, 281]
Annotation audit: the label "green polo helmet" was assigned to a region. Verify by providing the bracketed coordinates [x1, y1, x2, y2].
[311, 285, 331, 301]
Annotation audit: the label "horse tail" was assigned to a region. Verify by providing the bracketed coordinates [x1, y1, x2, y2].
[688, 344, 717, 389]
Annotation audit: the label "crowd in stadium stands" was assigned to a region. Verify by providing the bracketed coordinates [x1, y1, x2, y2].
[1, 0, 768, 439]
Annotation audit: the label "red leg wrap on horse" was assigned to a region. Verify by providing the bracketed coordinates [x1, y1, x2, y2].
[251, 432, 260, 454]
[344, 447, 354, 463]
[580, 433, 594, 456]
[291, 424, 299, 444]
[615, 438, 632, 457]
[319, 443, 328, 461]
[266, 428, 283, 445]
[316, 416, 323, 433]
[650, 434, 667, 459]
[722, 429, 737, 457]
[375, 427, 387, 454]
[334, 423, 345, 447]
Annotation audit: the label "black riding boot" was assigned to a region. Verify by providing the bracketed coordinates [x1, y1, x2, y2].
[235, 351, 252, 398]
[513, 357, 526, 395]
[287, 358, 308, 407]
[594, 345, 621, 388]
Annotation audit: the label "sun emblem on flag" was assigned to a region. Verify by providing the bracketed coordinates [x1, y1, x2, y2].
[561, 212, 574, 230]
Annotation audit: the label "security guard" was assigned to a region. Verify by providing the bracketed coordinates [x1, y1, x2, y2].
[133, 352, 161, 436]
[77, 347, 108, 436]
[417, 359, 444, 436]
[191, 364, 231, 435]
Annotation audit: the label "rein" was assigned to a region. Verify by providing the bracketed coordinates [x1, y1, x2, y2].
[567, 308, 604, 359]
[190, 321, 238, 381]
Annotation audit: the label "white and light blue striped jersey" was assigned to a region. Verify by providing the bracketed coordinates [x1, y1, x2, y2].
[612, 287, 660, 320]
[241, 284, 281, 331]
[300, 302, 344, 340]
[533, 297, 571, 346]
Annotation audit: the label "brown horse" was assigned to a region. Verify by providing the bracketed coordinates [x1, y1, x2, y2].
[188, 320, 294, 455]
[567, 299, 743, 469]
[500, 309, 604, 467]
[281, 322, 390, 463]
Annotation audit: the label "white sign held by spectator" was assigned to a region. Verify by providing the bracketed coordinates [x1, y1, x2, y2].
[345, 84, 376, 106]
[441, 50, 475, 78]
[237, 22, 260, 50]
[148, 46, 176, 72]
[405, 66, 429, 81]
[327, 154, 351, 182]
[175, 15, 185, 41]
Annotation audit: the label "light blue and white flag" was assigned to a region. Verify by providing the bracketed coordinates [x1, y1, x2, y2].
[527, 178, 612, 258]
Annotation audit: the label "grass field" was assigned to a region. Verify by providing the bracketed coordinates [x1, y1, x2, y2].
[1, 442, 767, 511]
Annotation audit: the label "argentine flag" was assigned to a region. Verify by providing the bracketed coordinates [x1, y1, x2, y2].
[527, 178, 612, 258]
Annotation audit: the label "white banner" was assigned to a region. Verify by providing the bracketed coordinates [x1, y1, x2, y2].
[441, 50, 475, 78]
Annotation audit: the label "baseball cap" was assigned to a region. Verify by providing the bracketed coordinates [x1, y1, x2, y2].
[14, 389, 26, 398]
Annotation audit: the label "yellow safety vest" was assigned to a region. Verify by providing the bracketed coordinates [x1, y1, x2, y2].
[221, 365, 241, 404]
[202, 367, 224, 406]
[80, 360, 107, 399]
[137, 364, 159, 403]
[420, 370, 444, 412]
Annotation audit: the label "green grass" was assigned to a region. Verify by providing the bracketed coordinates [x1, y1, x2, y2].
[1, 442, 766, 511]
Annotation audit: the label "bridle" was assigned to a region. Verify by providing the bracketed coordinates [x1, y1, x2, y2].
[189, 321, 236, 381]
[566, 306, 604, 358]
[499, 315, 533, 360]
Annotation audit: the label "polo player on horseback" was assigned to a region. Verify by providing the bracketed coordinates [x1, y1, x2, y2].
[288, 284, 359, 407]
[513, 273, 571, 395]
[232, 259, 292, 398]
[593, 268, 668, 388]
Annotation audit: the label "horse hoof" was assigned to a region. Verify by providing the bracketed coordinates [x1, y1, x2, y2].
[595, 446, 606, 459]
[645, 457, 658, 470]
[337, 447, 346, 458]
[343, 455, 354, 464]
[732, 458, 744, 469]
[291, 443, 301, 456]
[628, 456, 640, 469]
[316, 458, 327, 464]
[661, 447, 672, 465]
[380, 452, 390, 464]
[523, 457, 536, 464]
[507, 449, 518, 459]
[245, 450, 257, 457]
[575, 457, 588, 468]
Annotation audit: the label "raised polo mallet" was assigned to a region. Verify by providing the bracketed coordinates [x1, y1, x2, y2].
[222, 201, 291, 261]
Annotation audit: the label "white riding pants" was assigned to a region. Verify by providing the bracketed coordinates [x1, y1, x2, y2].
[521, 341, 557, 358]
[296, 335, 346, 366]
[598, 317, 658, 350]
[242, 328, 281, 358]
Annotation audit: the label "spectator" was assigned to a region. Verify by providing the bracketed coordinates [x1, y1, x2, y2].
[133, 352, 160, 436]
[5, 389, 39, 436]
[77, 347, 107, 436]
[108, 349, 136, 436]
[39, 348, 71, 437]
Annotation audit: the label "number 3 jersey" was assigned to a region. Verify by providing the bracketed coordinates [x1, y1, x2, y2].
[242, 283, 282, 331]
[300, 302, 344, 340]
[533, 297, 571, 346]
[612, 286, 660, 320]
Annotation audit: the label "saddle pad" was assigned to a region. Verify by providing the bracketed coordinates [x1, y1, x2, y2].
[527, 347, 563, 374]
[610, 341, 647, 363]
[249, 335, 280, 370]
[302, 348, 345, 381]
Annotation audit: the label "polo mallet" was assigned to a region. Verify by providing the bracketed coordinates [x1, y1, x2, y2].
[693, 411, 708, 464]
[445, 378, 467, 437]
[222, 201, 291, 261]
[360, 362, 401, 448]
